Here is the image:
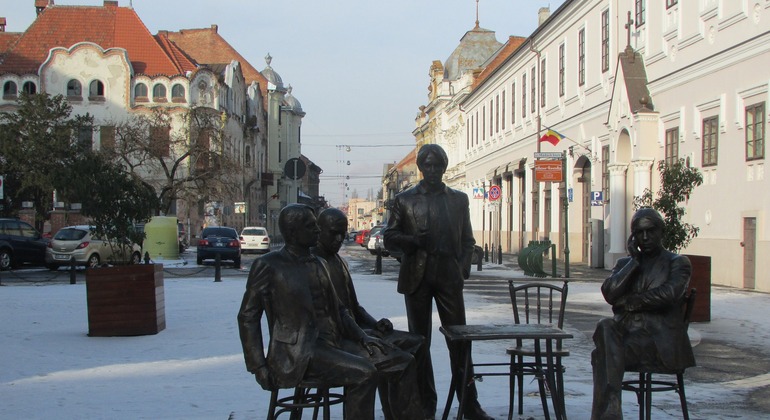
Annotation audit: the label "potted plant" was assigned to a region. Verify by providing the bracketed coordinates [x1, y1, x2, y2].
[633, 158, 709, 321]
[67, 152, 165, 336]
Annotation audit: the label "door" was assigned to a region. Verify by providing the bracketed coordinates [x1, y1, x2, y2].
[743, 217, 756, 289]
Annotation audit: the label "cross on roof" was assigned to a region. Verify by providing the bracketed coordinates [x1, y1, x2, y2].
[625, 11, 635, 48]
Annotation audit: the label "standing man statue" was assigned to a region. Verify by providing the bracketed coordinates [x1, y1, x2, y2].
[312, 207, 425, 419]
[591, 208, 696, 419]
[237, 204, 385, 420]
[384, 144, 493, 420]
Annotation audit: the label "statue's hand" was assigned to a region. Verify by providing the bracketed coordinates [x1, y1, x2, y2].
[361, 335, 387, 356]
[254, 365, 274, 391]
[627, 234, 641, 261]
[375, 318, 393, 333]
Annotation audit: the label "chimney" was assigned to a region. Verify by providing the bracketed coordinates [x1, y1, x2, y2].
[538, 7, 551, 26]
[211, 24, 218, 33]
[0, 17, 6, 32]
[35, 0, 53, 16]
[104, 1, 118, 7]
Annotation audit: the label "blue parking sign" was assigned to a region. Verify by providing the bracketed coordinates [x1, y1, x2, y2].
[591, 191, 603, 206]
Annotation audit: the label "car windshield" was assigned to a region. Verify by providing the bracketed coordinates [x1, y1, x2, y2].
[242, 228, 267, 236]
[54, 228, 88, 241]
[202, 227, 237, 239]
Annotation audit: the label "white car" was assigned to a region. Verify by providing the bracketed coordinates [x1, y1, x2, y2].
[366, 226, 388, 256]
[240, 227, 271, 254]
[45, 225, 142, 269]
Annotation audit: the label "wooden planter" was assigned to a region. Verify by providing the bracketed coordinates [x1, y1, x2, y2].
[685, 254, 711, 322]
[86, 264, 165, 336]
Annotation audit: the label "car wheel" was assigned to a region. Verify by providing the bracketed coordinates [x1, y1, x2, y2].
[46, 263, 59, 271]
[87, 254, 100, 268]
[0, 249, 11, 271]
[233, 258, 241, 268]
[130, 252, 142, 265]
[179, 244, 185, 254]
[196, 257, 203, 265]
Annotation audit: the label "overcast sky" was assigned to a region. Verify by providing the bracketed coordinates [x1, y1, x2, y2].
[4, 0, 565, 207]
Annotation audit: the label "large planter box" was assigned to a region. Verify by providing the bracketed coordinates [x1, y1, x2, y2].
[86, 264, 165, 336]
[685, 254, 711, 323]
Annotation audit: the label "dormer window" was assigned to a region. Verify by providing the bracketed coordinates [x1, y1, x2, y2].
[67, 79, 82, 100]
[134, 83, 148, 102]
[171, 84, 186, 103]
[153, 84, 167, 102]
[3, 81, 17, 99]
[22, 81, 37, 94]
[89, 80, 105, 101]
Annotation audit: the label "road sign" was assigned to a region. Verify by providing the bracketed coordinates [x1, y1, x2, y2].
[535, 160, 563, 182]
[283, 158, 306, 179]
[591, 191, 604, 206]
[472, 187, 484, 199]
[234, 202, 246, 214]
[488, 185, 502, 201]
[534, 152, 563, 159]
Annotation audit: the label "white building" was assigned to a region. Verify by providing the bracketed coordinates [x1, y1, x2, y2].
[413, 1, 770, 291]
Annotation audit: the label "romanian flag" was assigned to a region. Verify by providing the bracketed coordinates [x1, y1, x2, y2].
[539, 129, 565, 146]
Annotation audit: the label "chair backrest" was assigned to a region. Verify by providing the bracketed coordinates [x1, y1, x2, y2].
[508, 280, 569, 329]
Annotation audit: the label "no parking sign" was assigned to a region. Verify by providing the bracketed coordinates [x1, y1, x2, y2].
[488, 185, 501, 201]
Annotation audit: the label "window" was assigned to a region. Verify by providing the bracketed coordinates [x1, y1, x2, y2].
[150, 125, 170, 157]
[152, 84, 167, 101]
[602, 145, 610, 202]
[134, 83, 148, 100]
[601, 10, 610, 72]
[495, 95, 499, 134]
[578, 28, 586, 86]
[22, 81, 36, 94]
[511, 83, 516, 124]
[171, 84, 186, 102]
[100, 126, 116, 151]
[530, 66, 536, 113]
[77, 126, 93, 150]
[501, 90, 506, 130]
[702, 116, 718, 166]
[89, 80, 104, 98]
[666, 0, 678, 8]
[482, 105, 486, 141]
[746, 103, 765, 161]
[67, 80, 82, 97]
[3, 81, 17, 97]
[635, 0, 646, 27]
[665, 127, 679, 166]
[489, 99, 493, 137]
[521, 74, 527, 118]
[540, 58, 546, 108]
[558, 44, 565, 97]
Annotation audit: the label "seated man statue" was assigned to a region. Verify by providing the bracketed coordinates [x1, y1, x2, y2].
[237, 204, 386, 420]
[311, 208, 425, 419]
[591, 208, 696, 420]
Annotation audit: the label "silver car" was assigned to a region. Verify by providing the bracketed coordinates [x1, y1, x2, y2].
[45, 225, 142, 269]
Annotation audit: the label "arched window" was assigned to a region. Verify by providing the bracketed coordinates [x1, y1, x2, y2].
[171, 84, 185, 102]
[134, 83, 148, 101]
[22, 81, 36, 94]
[3, 81, 18, 97]
[89, 80, 105, 98]
[152, 84, 167, 101]
[67, 79, 82, 97]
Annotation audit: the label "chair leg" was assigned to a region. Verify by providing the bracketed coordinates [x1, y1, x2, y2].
[290, 387, 305, 420]
[508, 356, 515, 420]
[267, 389, 279, 420]
[644, 373, 653, 420]
[517, 355, 525, 415]
[677, 373, 690, 420]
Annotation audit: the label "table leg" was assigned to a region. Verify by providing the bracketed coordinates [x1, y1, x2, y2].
[441, 341, 472, 420]
[545, 339, 567, 420]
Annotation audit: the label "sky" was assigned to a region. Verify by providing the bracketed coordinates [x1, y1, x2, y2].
[3, 0, 567, 207]
[2, 248, 767, 419]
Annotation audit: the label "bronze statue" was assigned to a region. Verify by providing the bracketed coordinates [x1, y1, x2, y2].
[591, 208, 696, 419]
[384, 144, 493, 420]
[312, 207, 425, 419]
[237, 204, 386, 420]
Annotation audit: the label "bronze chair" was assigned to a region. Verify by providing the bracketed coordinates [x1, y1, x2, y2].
[621, 288, 697, 420]
[506, 280, 570, 420]
[267, 381, 345, 420]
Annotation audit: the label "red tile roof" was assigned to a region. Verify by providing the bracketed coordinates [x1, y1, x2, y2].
[0, 4, 190, 76]
[473, 36, 527, 89]
[163, 27, 268, 99]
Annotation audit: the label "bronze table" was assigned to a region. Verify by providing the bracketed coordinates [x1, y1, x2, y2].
[439, 323, 573, 420]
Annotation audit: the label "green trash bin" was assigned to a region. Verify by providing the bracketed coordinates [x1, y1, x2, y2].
[144, 216, 179, 260]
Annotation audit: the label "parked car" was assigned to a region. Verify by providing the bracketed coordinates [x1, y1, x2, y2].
[366, 226, 388, 256]
[355, 229, 370, 246]
[240, 226, 270, 254]
[45, 225, 142, 269]
[347, 230, 360, 242]
[177, 222, 188, 253]
[196, 226, 241, 267]
[0, 218, 49, 270]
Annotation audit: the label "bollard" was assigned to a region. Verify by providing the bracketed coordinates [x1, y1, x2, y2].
[144, 252, 151, 264]
[498, 244, 503, 265]
[70, 256, 77, 284]
[214, 253, 222, 282]
[484, 244, 489, 262]
[476, 249, 482, 272]
[374, 247, 382, 274]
